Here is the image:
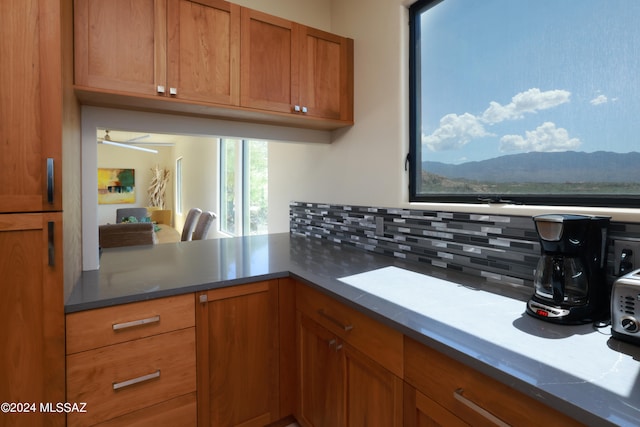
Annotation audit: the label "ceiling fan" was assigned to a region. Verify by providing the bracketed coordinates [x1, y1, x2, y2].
[98, 130, 159, 154]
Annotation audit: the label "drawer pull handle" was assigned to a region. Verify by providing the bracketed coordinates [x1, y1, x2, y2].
[112, 315, 160, 331]
[453, 388, 510, 427]
[113, 370, 160, 391]
[318, 309, 353, 332]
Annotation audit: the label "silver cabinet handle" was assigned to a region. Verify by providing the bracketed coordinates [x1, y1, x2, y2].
[113, 370, 160, 390]
[169, 87, 177, 96]
[112, 315, 160, 331]
[301, 106, 308, 113]
[47, 221, 55, 266]
[294, 105, 301, 112]
[318, 309, 353, 332]
[453, 388, 510, 427]
[46, 158, 54, 204]
[199, 294, 208, 304]
[157, 85, 165, 94]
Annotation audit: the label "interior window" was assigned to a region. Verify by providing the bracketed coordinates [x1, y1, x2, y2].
[409, 0, 640, 207]
[219, 139, 268, 236]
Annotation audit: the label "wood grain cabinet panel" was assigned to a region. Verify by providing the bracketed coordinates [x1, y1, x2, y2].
[74, 0, 165, 96]
[404, 337, 585, 427]
[166, 0, 240, 105]
[240, 8, 353, 122]
[74, 0, 353, 129]
[240, 8, 298, 113]
[299, 26, 353, 122]
[296, 282, 403, 378]
[66, 293, 195, 354]
[0, 213, 64, 427]
[404, 382, 470, 427]
[75, 0, 240, 106]
[65, 294, 196, 426]
[67, 328, 196, 426]
[295, 281, 403, 427]
[196, 280, 280, 427]
[0, 0, 62, 213]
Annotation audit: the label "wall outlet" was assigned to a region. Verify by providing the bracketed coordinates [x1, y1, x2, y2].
[613, 239, 640, 277]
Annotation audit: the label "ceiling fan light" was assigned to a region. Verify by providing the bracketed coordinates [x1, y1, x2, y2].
[101, 139, 159, 154]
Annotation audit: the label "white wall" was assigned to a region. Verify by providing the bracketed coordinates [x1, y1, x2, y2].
[172, 136, 219, 233]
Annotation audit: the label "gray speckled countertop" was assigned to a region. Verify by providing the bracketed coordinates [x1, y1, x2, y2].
[67, 233, 640, 427]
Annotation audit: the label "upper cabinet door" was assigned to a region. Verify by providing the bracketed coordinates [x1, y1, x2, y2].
[299, 27, 354, 122]
[166, 0, 240, 106]
[74, 0, 166, 96]
[240, 8, 299, 114]
[0, 0, 62, 213]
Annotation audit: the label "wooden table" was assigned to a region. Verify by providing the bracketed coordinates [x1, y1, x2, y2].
[154, 225, 181, 244]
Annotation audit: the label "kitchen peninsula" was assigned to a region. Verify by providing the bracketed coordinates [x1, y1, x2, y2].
[66, 233, 640, 427]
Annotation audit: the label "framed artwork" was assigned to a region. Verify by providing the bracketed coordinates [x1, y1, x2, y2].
[98, 168, 135, 204]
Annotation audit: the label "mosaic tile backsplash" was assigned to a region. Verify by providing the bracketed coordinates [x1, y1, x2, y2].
[290, 201, 640, 294]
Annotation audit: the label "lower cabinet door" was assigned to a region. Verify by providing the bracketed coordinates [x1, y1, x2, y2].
[197, 280, 280, 427]
[297, 313, 403, 427]
[343, 345, 403, 427]
[404, 383, 469, 427]
[297, 313, 345, 427]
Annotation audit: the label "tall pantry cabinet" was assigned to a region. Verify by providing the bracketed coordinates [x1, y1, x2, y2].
[0, 0, 65, 426]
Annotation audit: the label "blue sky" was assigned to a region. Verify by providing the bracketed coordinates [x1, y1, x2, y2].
[419, 0, 640, 164]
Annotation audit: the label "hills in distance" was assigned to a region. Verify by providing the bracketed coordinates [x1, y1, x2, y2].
[423, 151, 640, 183]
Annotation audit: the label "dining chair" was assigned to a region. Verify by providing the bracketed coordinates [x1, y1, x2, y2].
[116, 207, 149, 223]
[180, 208, 202, 241]
[192, 211, 217, 240]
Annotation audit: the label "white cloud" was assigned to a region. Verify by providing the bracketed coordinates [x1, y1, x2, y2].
[423, 88, 573, 152]
[590, 94, 608, 105]
[423, 113, 491, 151]
[481, 88, 571, 124]
[499, 122, 581, 152]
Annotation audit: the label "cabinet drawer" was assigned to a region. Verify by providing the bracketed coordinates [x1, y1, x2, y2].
[66, 294, 195, 354]
[93, 392, 197, 427]
[404, 337, 584, 427]
[67, 328, 196, 426]
[296, 282, 403, 377]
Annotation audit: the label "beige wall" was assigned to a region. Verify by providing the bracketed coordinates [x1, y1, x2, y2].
[97, 145, 175, 225]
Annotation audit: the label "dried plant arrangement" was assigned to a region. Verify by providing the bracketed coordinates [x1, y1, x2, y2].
[148, 165, 170, 208]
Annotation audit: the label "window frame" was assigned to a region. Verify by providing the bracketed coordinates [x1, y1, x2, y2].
[408, 0, 640, 208]
[219, 138, 268, 237]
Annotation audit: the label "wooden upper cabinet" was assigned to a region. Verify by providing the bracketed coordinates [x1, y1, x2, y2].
[75, 0, 240, 105]
[74, 0, 165, 96]
[74, 1, 353, 128]
[0, 0, 62, 213]
[240, 8, 299, 114]
[299, 26, 353, 122]
[167, 0, 240, 105]
[240, 8, 354, 122]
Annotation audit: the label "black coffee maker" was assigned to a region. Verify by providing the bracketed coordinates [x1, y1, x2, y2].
[526, 214, 610, 324]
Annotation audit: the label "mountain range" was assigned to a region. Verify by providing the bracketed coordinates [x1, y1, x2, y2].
[423, 151, 640, 183]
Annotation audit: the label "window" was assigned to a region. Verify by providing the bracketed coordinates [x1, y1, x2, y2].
[219, 139, 268, 236]
[176, 157, 183, 215]
[409, 0, 640, 207]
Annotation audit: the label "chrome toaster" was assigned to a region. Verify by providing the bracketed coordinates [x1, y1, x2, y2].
[611, 269, 640, 345]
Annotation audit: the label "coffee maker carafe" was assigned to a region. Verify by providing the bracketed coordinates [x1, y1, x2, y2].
[526, 214, 610, 324]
